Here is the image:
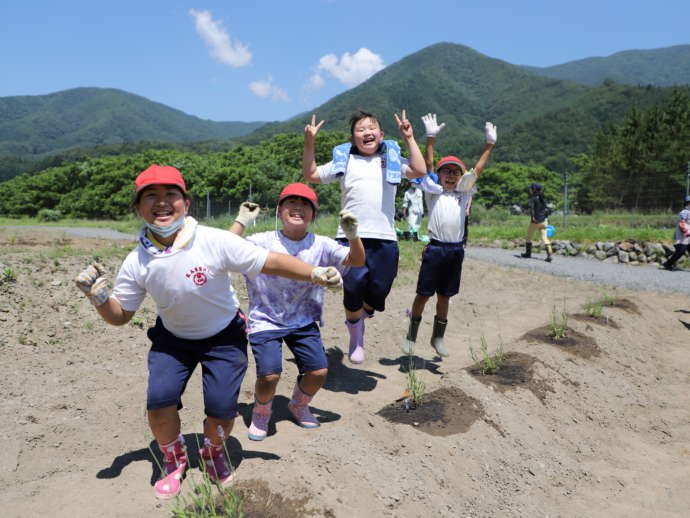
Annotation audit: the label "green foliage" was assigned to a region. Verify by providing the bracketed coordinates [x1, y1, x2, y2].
[37, 208, 62, 222]
[1, 268, 16, 284]
[575, 89, 690, 211]
[405, 354, 426, 406]
[583, 299, 604, 318]
[470, 336, 505, 375]
[472, 162, 563, 209]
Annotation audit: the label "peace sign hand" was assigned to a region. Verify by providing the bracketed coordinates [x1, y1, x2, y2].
[304, 114, 325, 143]
[394, 110, 414, 139]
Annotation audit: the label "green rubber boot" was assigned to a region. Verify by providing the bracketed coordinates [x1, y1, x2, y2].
[401, 314, 421, 354]
[430, 316, 449, 357]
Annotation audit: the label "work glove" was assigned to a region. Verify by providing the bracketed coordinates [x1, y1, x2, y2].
[339, 209, 359, 240]
[421, 113, 445, 138]
[485, 122, 497, 144]
[74, 263, 110, 306]
[310, 266, 342, 289]
[235, 201, 261, 227]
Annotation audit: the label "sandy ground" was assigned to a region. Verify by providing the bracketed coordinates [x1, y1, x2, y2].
[1, 228, 689, 518]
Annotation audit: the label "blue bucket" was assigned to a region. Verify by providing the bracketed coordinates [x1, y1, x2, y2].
[546, 225, 555, 238]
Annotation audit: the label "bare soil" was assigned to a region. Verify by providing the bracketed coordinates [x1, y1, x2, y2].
[1, 228, 690, 518]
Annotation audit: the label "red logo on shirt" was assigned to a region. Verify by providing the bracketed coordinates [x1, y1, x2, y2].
[186, 266, 208, 286]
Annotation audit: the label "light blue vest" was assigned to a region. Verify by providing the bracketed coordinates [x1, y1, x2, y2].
[331, 140, 402, 184]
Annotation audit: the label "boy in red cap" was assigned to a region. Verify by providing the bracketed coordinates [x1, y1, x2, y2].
[303, 109, 427, 363]
[229, 183, 364, 441]
[402, 115, 496, 357]
[74, 165, 343, 499]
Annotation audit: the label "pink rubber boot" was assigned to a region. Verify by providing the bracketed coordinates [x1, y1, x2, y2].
[287, 383, 320, 429]
[247, 398, 273, 441]
[199, 439, 234, 487]
[345, 318, 365, 364]
[153, 435, 187, 500]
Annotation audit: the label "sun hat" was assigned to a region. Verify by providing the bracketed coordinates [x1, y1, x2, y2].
[277, 183, 319, 209]
[135, 165, 186, 193]
[436, 156, 467, 173]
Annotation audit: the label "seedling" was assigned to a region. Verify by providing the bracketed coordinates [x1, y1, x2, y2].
[405, 353, 426, 407]
[1, 268, 16, 284]
[470, 335, 505, 375]
[549, 301, 569, 340]
[582, 299, 603, 318]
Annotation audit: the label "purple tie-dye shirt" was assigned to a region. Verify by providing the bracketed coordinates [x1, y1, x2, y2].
[243, 231, 350, 335]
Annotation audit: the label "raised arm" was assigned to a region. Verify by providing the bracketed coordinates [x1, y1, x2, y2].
[303, 114, 325, 184]
[421, 113, 445, 172]
[394, 110, 426, 178]
[229, 201, 260, 235]
[473, 122, 497, 178]
[262, 251, 342, 288]
[74, 263, 135, 326]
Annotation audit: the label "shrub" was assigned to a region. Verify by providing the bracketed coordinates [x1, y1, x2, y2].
[37, 208, 63, 222]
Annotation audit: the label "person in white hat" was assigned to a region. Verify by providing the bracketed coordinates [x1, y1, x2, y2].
[663, 195, 690, 270]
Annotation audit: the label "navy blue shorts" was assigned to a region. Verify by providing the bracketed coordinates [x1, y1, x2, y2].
[337, 238, 399, 312]
[416, 240, 465, 297]
[146, 312, 248, 420]
[249, 322, 327, 377]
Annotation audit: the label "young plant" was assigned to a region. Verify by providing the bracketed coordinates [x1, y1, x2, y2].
[583, 299, 604, 318]
[470, 335, 505, 375]
[404, 353, 426, 407]
[549, 301, 569, 340]
[1, 268, 16, 284]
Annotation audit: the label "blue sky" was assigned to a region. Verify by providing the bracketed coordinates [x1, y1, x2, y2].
[2, 1, 689, 122]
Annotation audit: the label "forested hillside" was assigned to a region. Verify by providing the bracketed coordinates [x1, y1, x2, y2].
[242, 43, 687, 170]
[0, 88, 265, 158]
[522, 45, 690, 87]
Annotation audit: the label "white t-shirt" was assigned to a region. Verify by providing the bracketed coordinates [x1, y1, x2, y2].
[244, 231, 350, 335]
[419, 170, 477, 243]
[112, 225, 269, 340]
[318, 154, 411, 240]
[403, 187, 424, 215]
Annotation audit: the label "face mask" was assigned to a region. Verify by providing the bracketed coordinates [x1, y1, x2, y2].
[144, 215, 185, 238]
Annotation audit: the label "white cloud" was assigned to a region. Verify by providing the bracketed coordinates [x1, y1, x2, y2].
[248, 76, 290, 101]
[316, 48, 385, 86]
[189, 9, 251, 67]
[306, 72, 325, 91]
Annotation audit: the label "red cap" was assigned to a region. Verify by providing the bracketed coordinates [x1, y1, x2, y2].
[277, 183, 319, 209]
[135, 165, 186, 193]
[437, 156, 467, 172]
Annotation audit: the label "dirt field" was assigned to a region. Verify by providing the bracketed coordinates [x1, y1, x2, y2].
[1, 228, 689, 518]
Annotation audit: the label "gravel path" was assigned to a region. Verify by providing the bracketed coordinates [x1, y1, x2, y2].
[5, 225, 687, 296]
[466, 245, 690, 296]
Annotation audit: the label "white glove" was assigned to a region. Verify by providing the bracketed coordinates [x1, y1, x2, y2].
[235, 201, 260, 227]
[485, 122, 497, 144]
[421, 113, 445, 138]
[74, 263, 110, 306]
[310, 266, 342, 289]
[339, 209, 359, 240]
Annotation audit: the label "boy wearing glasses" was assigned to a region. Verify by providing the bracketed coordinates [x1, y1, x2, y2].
[402, 114, 496, 357]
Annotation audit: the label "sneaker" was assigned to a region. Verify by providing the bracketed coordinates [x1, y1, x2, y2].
[545, 256, 552, 263]
[199, 443, 234, 487]
[247, 400, 272, 441]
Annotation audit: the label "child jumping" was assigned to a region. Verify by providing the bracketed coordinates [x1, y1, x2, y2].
[229, 183, 364, 441]
[521, 182, 554, 262]
[403, 114, 497, 357]
[303, 110, 426, 363]
[74, 165, 342, 500]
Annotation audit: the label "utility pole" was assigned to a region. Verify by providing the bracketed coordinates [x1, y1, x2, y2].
[563, 171, 569, 229]
[206, 191, 211, 220]
[686, 161, 690, 198]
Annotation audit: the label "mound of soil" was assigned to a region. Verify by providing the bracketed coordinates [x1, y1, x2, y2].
[523, 325, 600, 358]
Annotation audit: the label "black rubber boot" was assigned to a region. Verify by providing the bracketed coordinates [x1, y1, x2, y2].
[430, 316, 449, 357]
[521, 242, 532, 258]
[401, 315, 421, 354]
[545, 244, 553, 262]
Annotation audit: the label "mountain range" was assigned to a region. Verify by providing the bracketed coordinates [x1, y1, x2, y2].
[1, 42, 689, 179]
